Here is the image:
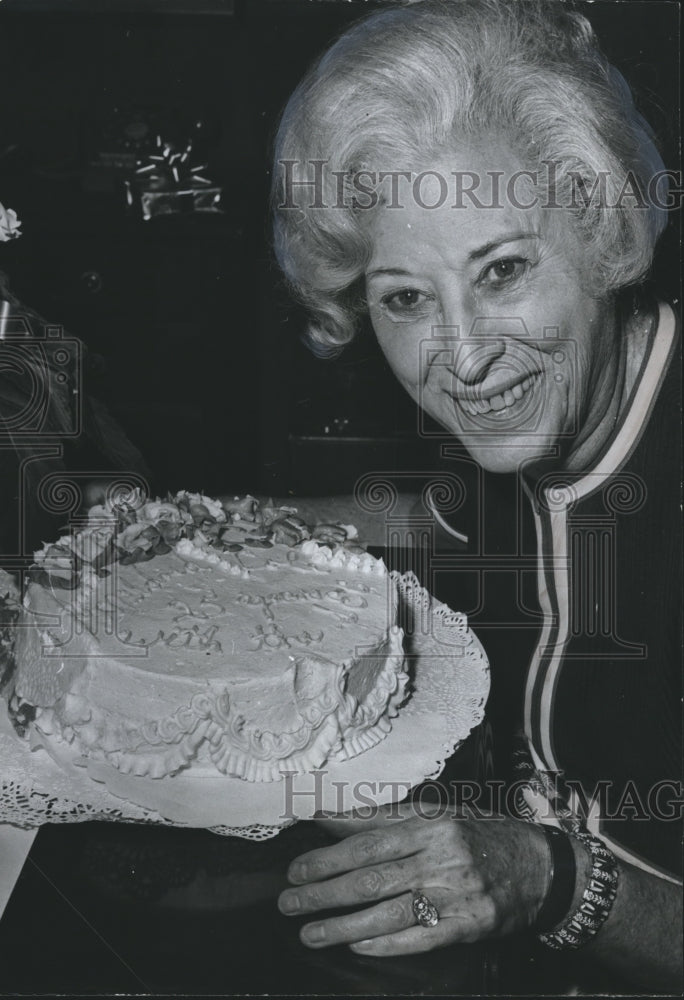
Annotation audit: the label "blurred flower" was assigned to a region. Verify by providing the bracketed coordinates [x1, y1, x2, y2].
[0, 203, 22, 242]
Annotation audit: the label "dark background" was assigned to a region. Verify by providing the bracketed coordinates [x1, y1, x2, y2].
[0, 3, 680, 995]
[0, 0, 680, 500]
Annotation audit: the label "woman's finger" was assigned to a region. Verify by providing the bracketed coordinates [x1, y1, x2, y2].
[279, 855, 419, 915]
[287, 818, 423, 885]
[298, 890, 416, 949]
[298, 887, 474, 951]
[314, 799, 415, 837]
[348, 891, 498, 954]
[349, 917, 471, 956]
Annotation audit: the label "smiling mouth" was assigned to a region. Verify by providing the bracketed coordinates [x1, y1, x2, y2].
[455, 372, 541, 417]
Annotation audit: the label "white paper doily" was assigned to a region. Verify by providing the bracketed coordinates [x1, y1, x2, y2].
[0, 573, 489, 840]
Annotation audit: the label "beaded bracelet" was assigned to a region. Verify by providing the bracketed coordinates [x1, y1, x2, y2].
[538, 830, 619, 950]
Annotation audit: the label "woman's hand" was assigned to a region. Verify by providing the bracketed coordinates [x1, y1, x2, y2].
[278, 805, 550, 955]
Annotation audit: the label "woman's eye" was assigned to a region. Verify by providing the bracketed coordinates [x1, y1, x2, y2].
[480, 257, 528, 289]
[379, 288, 433, 318]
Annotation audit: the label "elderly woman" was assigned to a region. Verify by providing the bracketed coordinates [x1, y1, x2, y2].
[271, 0, 681, 991]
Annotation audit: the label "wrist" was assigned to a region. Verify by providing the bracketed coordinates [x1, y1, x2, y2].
[538, 831, 620, 950]
[567, 830, 593, 912]
[533, 825, 577, 933]
[523, 822, 555, 926]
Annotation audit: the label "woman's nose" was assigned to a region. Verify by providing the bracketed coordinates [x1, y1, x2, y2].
[435, 302, 509, 386]
[448, 337, 507, 386]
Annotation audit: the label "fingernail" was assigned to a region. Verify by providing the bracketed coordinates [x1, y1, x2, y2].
[303, 923, 326, 943]
[289, 862, 306, 882]
[279, 892, 301, 914]
[350, 939, 372, 952]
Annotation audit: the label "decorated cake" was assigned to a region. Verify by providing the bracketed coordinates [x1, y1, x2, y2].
[6, 491, 408, 783]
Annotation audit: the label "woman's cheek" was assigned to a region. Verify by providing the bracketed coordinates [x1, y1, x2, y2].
[377, 336, 449, 420]
[374, 328, 415, 385]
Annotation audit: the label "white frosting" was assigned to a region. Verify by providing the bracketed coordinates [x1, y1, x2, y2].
[174, 538, 248, 576]
[299, 540, 386, 575]
[13, 524, 407, 783]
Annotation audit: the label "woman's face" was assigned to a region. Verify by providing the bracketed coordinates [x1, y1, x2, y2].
[363, 142, 622, 474]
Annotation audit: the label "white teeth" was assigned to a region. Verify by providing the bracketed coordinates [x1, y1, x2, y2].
[458, 372, 538, 417]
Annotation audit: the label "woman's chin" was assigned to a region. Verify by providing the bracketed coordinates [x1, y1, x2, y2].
[458, 436, 562, 475]
[437, 392, 567, 474]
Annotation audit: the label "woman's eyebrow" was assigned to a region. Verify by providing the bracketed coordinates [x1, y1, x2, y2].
[367, 232, 541, 279]
[366, 266, 413, 280]
[469, 232, 541, 260]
